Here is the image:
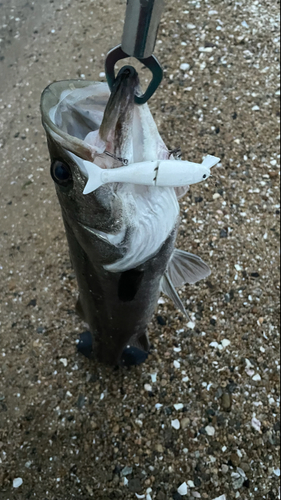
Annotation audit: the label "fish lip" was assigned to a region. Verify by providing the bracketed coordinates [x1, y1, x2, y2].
[41, 79, 110, 161]
[77, 221, 107, 236]
[99, 65, 140, 145]
[77, 221, 125, 245]
[58, 206, 108, 239]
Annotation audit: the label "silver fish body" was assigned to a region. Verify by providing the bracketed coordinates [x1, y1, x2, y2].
[41, 68, 211, 366]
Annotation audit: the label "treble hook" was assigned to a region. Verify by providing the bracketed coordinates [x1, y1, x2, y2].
[105, 0, 164, 105]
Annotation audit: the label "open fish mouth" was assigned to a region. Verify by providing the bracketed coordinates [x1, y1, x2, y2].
[41, 79, 110, 163]
[40, 67, 141, 166]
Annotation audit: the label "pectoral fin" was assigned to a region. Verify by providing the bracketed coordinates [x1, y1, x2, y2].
[167, 249, 211, 286]
[160, 272, 188, 318]
[160, 249, 210, 317]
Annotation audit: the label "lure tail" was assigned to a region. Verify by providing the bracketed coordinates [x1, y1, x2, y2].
[83, 161, 104, 194]
[202, 155, 220, 169]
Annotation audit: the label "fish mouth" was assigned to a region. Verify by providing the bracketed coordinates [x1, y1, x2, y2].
[40, 79, 110, 161]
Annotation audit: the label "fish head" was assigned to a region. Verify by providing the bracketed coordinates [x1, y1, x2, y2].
[40, 70, 175, 266]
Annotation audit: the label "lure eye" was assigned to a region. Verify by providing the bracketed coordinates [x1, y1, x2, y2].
[51, 160, 73, 187]
[203, 174, 207, 179]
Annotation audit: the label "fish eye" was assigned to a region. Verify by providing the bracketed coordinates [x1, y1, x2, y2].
[51, 160, 73, 187]
[203, 174, 207, 179]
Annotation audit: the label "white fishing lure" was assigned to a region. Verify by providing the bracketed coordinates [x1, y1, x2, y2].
[82, 155, 220, 195]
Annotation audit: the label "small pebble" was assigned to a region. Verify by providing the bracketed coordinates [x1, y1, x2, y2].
[156, 493, 166, 500]
[180, 63, 190, 71]
[155, 403, 163, 410]
[128, 478, 142, 493]
[155, 444, 164, 453]
[181, 417, 190, 430]
[220, 228, 228, 238]
[144, 384, 152, 392]
[77, 394, 85, 408]
[205, 425, 215, 436]
[221, 339, 231, 348]
[235, 264, 242, 271]
[187, 321, 196, 329]
[172, 419, 180, 430]
[173, 493, 183, 500]
[251, 417, 262, 433]
[174, 403, 184, 410]
[121, 466, 133, 476]
[230, 453, 240, 467]
[13, 478, 23, 488]
[177, 482, 188, 495]
[221, 393, 232, 411]
[157, 315, 166, 326]
[221, 464, 229, 474]
[240, 462, 251, 473]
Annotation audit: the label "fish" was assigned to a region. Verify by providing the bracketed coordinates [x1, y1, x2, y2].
[40, 66, 214, 366]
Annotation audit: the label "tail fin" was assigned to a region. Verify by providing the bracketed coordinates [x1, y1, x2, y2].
[82, 160, 103, 194]
[202, 155, 220, 169]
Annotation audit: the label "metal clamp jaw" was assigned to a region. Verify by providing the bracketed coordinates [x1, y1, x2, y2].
[105, 0, 165, 105]
[105, 45, 163, 105]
